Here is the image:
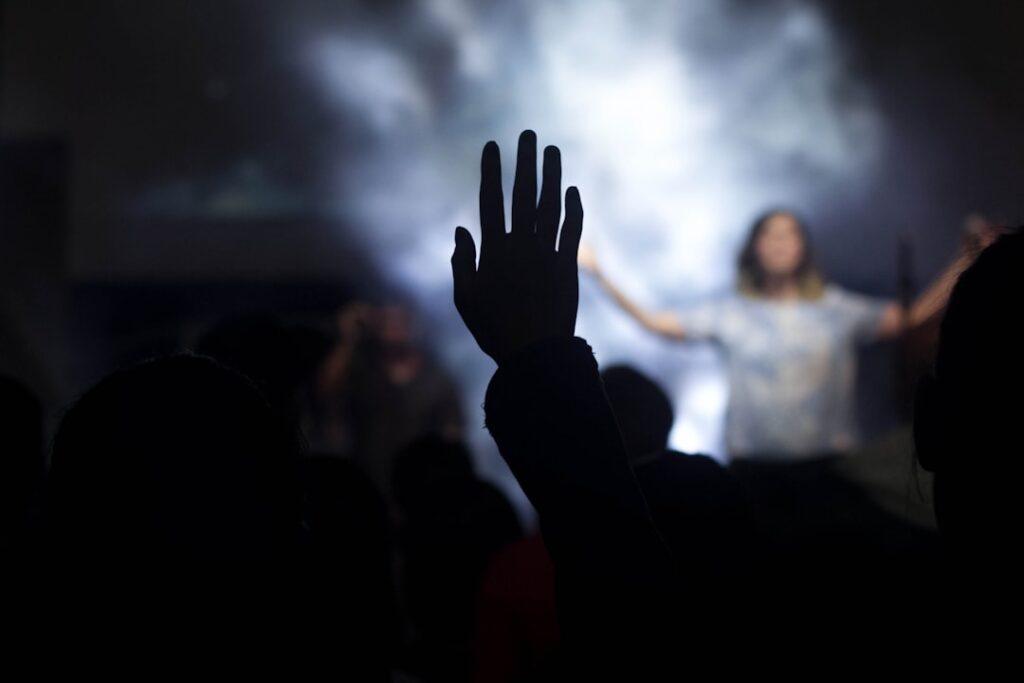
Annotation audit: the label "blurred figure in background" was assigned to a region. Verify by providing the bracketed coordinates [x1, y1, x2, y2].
[316, 301, 465, 500]
[581, 210, 991, 460]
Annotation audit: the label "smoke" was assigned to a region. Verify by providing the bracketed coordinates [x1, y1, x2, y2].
[302, 0, 883, 468]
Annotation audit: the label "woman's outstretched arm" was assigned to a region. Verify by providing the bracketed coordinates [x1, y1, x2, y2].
[875, 220, 1003, 339]
[578, 244, 688, 341]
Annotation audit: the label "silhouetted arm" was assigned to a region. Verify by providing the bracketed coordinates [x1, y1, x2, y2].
[452, 131, 678, 657]
[484, 337, 677, 631]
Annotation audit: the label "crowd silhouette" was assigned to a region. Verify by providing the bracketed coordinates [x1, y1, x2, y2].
[1, 129, 1015, 676]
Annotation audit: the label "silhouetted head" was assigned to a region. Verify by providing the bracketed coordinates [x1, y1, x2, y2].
[738, 210, 824, 298]
[48, 355, 302, 567]
[600, 365, 674, 463]
[196, 315, 330, 421]
[302, 455, 391, 555]
[914, 228, 1024, 559]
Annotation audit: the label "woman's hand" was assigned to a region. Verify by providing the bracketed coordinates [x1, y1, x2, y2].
[962, 214, 1005, 257]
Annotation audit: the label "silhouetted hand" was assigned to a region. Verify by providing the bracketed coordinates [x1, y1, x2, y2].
[452, 130, 584, 365]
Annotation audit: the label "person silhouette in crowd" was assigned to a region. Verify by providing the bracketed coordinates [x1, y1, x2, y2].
[44, 354, 407, 668]
[451, 130, 682, 670]
[599, 364, 758, 582]
[470, 364, 758, 681]
[914, 226, 1023, 579]
[472, 531, 560, 683]
[391, 435, 521, 682]
[316, 301, 465, 500]
[46, 355, 303, 602]
[302, 454, 399, 679]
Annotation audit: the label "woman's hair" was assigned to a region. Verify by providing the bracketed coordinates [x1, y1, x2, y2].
[737, 209, 825, 299]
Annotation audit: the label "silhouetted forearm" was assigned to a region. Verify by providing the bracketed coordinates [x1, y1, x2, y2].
[484, 336, 679, 652]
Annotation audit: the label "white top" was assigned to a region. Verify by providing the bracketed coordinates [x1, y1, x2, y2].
[678, 286, 890, 459]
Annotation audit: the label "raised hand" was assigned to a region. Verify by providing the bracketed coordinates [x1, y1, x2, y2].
[452, 130, 584, 364]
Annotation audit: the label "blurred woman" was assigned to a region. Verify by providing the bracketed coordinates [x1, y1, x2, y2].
[581, 210, 994, 460]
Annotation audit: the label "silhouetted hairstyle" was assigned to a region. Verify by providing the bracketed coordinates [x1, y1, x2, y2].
[47, 354, 302, 565]
[600, 365, 673, 463]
